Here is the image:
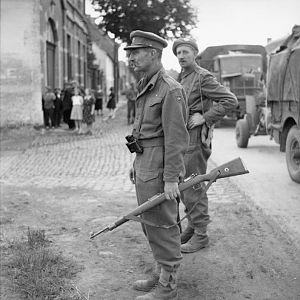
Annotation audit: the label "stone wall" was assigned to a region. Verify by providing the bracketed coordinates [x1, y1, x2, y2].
[0, 0, 89, 126]
[0, 0, 43, 126]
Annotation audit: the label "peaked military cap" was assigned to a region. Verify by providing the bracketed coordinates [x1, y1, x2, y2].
[124, 30, 168, 51]
[172, 37, 199, 55]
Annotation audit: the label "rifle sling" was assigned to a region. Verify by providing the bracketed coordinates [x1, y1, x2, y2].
[126, 171, 220, 229]
[125, 214, 169, 228]
[185, 72, 198, 102]
[174, 171, 220, 228]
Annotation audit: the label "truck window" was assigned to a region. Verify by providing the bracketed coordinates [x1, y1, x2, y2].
[214, 59, 219, 72]
[219, 55, 262, 76]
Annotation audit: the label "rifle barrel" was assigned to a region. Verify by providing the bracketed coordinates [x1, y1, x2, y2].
[90, 226, 110, 239]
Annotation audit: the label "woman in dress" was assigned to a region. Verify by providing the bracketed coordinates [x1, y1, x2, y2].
[94, 85, 103, 116]
[70, 87, 83, 132]
[106, 87, 116, 119]
[82, 88, 95, 135]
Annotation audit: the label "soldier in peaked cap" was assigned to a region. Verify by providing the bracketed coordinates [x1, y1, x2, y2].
[125, 30, 189, 300]
[124, 30, 168, 51]
[173, 37, 238, 253]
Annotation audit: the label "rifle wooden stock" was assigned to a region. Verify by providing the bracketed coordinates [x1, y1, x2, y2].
[90, 157, 248, 239]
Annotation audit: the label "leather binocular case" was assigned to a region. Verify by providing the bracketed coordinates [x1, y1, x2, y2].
[125, 135, 144, 153]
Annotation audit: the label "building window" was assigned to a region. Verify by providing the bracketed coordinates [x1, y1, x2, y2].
[47, 21, 56, 44]
[78, 41, 81, 84]
[46, 19, 57, 89]
[67, 35, 72, 81]
[83, 45, 86, 87]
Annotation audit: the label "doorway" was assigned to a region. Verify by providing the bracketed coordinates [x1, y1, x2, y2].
[46, 19, 57, 89]
[46, 41, 55, 89]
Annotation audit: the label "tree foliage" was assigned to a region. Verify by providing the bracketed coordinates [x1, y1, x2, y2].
[92, 0, 198, 43]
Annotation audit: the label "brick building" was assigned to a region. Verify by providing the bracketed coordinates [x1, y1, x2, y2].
[0, 0, 118, 126]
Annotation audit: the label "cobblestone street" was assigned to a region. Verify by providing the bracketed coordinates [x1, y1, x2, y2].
[0, 99, 244, 204]
[0, 99, 135, 194]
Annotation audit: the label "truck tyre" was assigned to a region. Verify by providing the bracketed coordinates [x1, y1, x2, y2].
[236, 119, 250, 148]
[286, 126, 300, 183]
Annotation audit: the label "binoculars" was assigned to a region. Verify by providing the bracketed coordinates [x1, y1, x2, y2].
[126, 135, 144, 153]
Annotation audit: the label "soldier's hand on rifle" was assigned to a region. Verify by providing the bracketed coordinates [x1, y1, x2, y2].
[188, 112, 206, 129]
[164, 182, 180, 201]
[129, 168, 135, 184]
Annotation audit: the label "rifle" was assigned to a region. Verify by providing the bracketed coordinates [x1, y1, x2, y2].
[90, 157, 248, 239]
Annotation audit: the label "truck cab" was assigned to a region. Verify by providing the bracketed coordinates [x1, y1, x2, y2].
[212, 53, 264, 118]
[197, 45, 267, 119]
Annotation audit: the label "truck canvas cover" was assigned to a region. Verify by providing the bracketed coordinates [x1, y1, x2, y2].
[267, 25, 300, 103]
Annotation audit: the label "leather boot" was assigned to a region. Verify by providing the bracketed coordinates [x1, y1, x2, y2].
[181, 227, 209, 253]
[180, 224, 194, 244]
[135, 267, 178, 300]
[133, 263, 160, 292]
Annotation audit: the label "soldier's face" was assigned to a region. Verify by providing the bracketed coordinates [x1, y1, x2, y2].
[176, 45, 196, 68]
[129, 48, 152, 73]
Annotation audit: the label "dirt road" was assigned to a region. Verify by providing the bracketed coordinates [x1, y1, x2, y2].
[1, 103, 299, 299]
[211, 120, 300, 248]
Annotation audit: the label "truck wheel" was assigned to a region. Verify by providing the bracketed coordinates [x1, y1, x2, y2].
[236, 119, 249, 148]
[286, 126, 300, 183]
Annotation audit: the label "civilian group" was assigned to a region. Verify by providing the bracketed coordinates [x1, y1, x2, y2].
[42, 81, 107, 135]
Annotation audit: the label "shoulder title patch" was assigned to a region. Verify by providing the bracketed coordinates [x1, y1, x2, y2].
[176, 96, 181, 102]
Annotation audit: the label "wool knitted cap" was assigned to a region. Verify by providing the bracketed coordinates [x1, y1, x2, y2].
[172, 38, 199, 55]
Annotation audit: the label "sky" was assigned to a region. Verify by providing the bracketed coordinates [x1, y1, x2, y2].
[86, 0, 300, 72]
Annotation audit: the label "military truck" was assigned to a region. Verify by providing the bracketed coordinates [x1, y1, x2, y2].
[196, 44, 267, 119]
[266, 25, 300, 183]
[232, 26, 300, 183]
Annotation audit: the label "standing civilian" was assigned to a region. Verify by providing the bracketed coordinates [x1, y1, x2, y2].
[106, 87, 116, 119]
[70, 86, 83, 133]
[43, 86, 56, 129]
[53, 88, 63, 127]
[62, 82, 75, 130]
[95, 85, 104, 116]
[82, 88, 95, 135]
[125, 82, 137, 125]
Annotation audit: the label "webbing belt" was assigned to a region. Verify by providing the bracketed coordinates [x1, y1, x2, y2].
[139, 137, 164, 148]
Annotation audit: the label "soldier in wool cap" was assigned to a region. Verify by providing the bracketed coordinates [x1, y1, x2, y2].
[173, 37, 238, 253]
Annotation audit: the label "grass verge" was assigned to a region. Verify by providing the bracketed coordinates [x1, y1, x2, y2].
[3, 228, 88, 299]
